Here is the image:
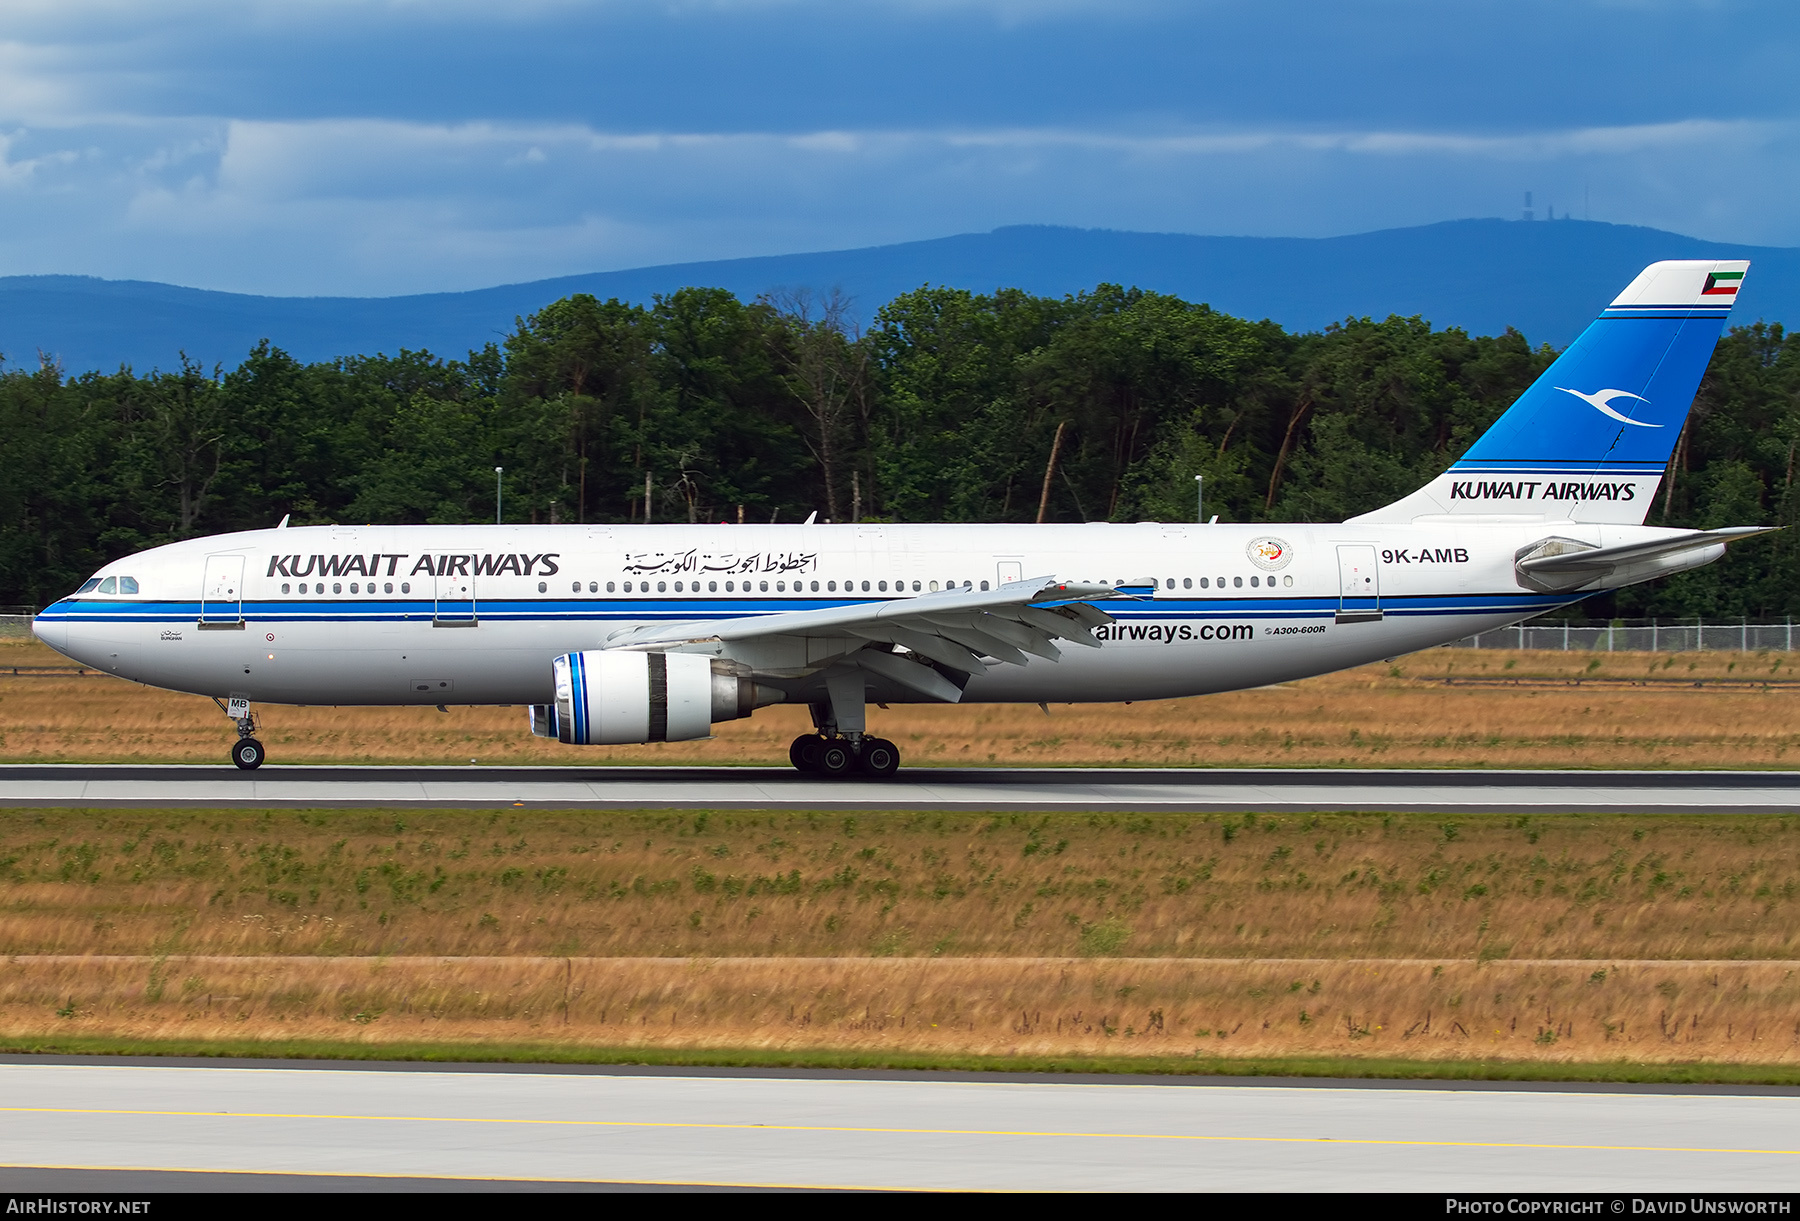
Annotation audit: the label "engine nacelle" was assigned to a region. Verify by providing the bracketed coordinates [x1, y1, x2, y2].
[531, 650, 781, 744]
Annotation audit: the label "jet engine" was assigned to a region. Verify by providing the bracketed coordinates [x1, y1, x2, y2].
[529, 650, 782, 744]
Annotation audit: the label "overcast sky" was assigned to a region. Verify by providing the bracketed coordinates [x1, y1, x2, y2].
[0, 0, 1793, 296]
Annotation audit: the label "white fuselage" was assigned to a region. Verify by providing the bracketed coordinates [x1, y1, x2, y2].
[32, 519, 1696, 708]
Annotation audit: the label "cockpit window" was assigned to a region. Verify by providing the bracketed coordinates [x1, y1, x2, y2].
[76, 578, 101, 594]
[97, 577, 117, 594]
[118, 576, 139, 594]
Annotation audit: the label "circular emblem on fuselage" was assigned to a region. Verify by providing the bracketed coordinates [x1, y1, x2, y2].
[1246, 536, 1291, 571]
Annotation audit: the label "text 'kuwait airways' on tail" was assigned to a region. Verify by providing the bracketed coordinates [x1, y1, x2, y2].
[1352, 260, 1750, 526]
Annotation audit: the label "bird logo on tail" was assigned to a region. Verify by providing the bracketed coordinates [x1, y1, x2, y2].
[1555, 386, 1660, 428]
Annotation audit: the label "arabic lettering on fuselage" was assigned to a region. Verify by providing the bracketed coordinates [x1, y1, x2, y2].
[622, 549, 818, 576]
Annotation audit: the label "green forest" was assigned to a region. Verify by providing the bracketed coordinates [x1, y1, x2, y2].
[1, 283, 1795, 619]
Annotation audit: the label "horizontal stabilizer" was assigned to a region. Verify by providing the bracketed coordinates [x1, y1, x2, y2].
[1515, 527, 1776, 592]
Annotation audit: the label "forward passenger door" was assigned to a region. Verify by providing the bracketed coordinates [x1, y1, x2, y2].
[199, 554, 245, 628]
[434, 561, 476, 626]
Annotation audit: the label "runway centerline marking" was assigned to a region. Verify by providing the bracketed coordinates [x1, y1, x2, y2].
[4, 1106, 1795, 1157]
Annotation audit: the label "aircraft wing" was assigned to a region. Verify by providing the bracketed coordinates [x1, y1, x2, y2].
[606, 577, 1142, 702]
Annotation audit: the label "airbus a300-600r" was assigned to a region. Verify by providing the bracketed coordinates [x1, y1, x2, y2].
[33, 260, 1771, 777]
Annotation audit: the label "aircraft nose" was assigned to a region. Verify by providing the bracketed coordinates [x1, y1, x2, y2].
[31, 608, 68, 654]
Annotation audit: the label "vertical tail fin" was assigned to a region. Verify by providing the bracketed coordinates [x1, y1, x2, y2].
[1351, 259, 1749, 524]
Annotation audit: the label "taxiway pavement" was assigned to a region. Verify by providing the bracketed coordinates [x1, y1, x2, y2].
[0, 764, 1796, 813]
[0, 1060, 1794, 1192]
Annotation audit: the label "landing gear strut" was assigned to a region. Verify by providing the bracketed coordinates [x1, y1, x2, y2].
[787, 669, 899, 778]
[216, 696, 265, 770]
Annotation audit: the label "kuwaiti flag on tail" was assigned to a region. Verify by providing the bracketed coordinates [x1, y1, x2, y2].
[1349, 259, 1750, 527]
[1703, 268, 1746, 297]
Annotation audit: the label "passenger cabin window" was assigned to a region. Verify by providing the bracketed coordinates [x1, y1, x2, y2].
[1233, 576, 1243, 588]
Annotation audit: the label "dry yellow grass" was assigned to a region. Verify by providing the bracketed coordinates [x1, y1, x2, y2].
[4, 807, 1797, 961]
[7, 807, 1800, 1065]
[9, 954, 1799, 1064]
[4, 634, 1799, 768]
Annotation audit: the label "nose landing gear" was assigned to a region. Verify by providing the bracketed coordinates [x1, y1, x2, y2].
[231, 737, 266, 770]
[214, 696, 265, 770]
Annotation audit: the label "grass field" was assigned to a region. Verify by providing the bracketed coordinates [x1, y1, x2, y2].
[4, 633, 1800, 768]
[5, 806, 1799, 1069]
[7, 630, 1800, 1077]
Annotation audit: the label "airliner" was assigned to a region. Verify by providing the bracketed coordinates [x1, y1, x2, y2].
[31, 260, 1772, 776]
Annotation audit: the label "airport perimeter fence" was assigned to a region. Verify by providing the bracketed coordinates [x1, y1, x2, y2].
[0, 610, 33, 638]
[1448, 618, 1798, 652]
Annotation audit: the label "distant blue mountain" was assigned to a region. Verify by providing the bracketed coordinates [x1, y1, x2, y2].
[4, 218, 1795, 374]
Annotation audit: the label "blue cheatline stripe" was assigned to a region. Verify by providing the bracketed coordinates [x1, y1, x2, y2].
[1602, 311, 1733, 319]
[1449, 461, 1666, 474]
[37, 591, 1570, 627]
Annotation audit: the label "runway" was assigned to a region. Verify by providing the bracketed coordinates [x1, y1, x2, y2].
[1, 763, 1798, 813]
[0, 1060, 1795, 1192]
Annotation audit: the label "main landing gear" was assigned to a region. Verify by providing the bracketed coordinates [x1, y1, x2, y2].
[788, 670, 898, 778]
[788, 734, 901, 779]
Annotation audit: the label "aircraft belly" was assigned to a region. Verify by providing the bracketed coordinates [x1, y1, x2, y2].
[125, 616, 569, 705]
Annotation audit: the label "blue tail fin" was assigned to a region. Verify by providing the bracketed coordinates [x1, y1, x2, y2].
[1352, 259, 1749, 524]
